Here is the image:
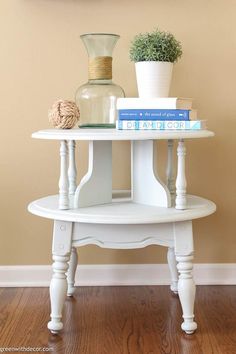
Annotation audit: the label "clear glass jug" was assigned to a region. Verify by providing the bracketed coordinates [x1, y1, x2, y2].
[75, 33, 125, 128]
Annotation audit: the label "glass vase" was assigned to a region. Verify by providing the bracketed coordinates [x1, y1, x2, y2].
[75, 33, 125, 128]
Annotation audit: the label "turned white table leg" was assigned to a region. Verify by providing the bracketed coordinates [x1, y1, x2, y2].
[166, 139, 177, 295]
[166, 139, 175, 205]
[59, 140, 69, 209]
[67, 247, 78, 296]
[167, 247, 178, 294]
[176, 254, 197, 334]
[68, 140, 77, 196]
[175, 139, 187, 210]
[174, 221, 197, 334]
[48, 254, 70, 334]
[47, 221, 72, 334]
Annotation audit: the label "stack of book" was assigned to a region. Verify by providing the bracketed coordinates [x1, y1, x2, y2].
[116, 97, 207, 130]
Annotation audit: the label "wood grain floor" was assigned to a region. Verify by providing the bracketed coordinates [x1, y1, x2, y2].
[0, 286, 236, 354]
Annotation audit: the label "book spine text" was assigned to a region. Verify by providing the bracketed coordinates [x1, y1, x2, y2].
[118, 109, 191, 121]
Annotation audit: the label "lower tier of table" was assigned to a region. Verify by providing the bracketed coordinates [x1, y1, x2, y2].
[28, 194, 216, 225]
[28, 194, 216, 334]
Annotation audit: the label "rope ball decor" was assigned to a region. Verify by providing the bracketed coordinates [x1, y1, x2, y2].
[49, 100, 80, 129]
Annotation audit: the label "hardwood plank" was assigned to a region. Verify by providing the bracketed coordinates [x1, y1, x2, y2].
[195, 286, 236, 354]
[0, 288, 29, 345]
[0, 286, 235, 354]
[9, 288, 50, 348]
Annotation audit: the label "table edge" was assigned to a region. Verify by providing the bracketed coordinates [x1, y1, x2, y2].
[32, 129, 215, 141]
[28, 195, 217, 225]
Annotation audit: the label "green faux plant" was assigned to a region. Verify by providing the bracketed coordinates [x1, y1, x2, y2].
[129, 29, 182, 63]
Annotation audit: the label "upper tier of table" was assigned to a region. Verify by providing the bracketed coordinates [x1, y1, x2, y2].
[32, 129, 214, 141]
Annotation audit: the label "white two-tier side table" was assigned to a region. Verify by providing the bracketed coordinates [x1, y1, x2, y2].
[28, 128, 216, 335]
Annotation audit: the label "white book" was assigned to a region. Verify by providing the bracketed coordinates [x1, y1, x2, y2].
[117, 97, 193, 110]
[116, 120, 207, 130]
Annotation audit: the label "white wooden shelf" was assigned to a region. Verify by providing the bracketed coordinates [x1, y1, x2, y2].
[28, 194, 216, 224]
[32, 128, 214, 141]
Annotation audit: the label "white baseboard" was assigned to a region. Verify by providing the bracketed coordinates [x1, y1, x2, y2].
[0, 264, 236, 287]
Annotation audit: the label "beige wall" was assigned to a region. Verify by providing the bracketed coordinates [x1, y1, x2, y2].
[1, 0, 236, 265]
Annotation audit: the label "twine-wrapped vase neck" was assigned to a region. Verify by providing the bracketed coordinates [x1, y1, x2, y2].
[89, 56, 112, 80]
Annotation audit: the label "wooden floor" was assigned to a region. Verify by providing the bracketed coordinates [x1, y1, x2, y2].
[0, 286, 236, 354]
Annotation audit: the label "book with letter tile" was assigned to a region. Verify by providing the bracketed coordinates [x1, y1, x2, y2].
[116, 120, 207, 130]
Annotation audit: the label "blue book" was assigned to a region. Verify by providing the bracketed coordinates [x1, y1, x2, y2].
[118, 109, 196, 121]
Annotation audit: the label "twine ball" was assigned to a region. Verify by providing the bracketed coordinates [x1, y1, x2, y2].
[49, 100, 80, 129]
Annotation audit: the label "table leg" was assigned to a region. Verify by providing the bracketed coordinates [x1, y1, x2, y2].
[174, 221, 197, 334]
[167, 247, 178, 294]
[67, 246, 78, 296]
[176, 254, 197, 334]
[47, 221, 72, 334]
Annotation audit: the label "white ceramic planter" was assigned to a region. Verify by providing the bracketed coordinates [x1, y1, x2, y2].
[135, 61, 173, 98]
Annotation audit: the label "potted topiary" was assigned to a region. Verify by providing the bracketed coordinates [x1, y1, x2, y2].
[129, 29, 182, 98]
